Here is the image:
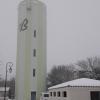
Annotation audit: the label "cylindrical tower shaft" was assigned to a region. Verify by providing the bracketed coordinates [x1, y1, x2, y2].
[16, 0, 46, 100]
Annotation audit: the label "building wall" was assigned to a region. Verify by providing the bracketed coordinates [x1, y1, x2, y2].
[16, 0, 46, 100]
[69, 87, 100, 100]
[48, 87, 70, 100]
[48, 87, 100, 100]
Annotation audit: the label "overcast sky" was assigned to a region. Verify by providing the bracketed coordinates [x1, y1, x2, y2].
[0, 0, 100, 77]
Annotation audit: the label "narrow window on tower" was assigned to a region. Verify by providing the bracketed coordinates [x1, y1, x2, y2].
[34, 30, 36, 37]
[33, 69, 35, 77]
[33, 49, 36, 57]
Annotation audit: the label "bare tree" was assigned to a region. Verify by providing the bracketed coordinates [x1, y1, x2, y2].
[8, 77, 15, 99]
[47, 65, 73, 87]
[76, 57, 100, 79]
[47, 56, 100, 89]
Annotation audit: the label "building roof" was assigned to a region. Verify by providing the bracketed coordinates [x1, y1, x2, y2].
[48, 78, 100, 89]
[0, 87, 10, 91]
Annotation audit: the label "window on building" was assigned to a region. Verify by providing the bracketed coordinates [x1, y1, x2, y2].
[33, 49, 36, 57]
[34, 30, 36, 37]
[44, 94, 49, 97]
[53, 92, 56, 97]
[33, 69, 35, 77]
[62, 91, 67, 97]
[50, 92, 52, 96]
[57, 91, 60, 97]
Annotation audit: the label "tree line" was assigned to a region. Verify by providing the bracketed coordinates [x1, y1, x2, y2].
[0, 56, 100, 96]
[0, 77, 15, 99]
[47, 56, 100, 88]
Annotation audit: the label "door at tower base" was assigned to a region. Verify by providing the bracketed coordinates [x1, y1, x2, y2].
[31, 92, 36, 100]
[16, 0, 46, 100]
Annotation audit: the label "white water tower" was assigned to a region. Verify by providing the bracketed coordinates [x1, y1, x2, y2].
[16, 0, 46, 100]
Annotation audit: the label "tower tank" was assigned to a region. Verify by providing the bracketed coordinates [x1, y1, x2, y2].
[16, 0, 46, 100]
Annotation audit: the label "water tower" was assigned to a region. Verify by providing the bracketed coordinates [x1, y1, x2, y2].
[16, 0, 46, 100]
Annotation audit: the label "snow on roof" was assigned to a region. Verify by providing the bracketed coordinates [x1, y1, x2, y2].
[0, 87, 10, 91]
[48, 78, 100, 89]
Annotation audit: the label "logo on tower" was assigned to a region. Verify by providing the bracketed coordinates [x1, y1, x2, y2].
[19, 18, 28, 32]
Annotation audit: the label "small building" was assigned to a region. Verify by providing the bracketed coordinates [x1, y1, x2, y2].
[0, 87, 9, 100]
[48, 78, 100, 100]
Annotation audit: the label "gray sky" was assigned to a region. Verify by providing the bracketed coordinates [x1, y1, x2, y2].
[0, 0, 100, 77]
